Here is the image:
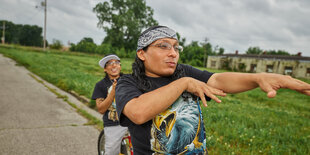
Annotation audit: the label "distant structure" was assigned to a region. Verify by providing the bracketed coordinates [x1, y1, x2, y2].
[207, 51, 310, 79]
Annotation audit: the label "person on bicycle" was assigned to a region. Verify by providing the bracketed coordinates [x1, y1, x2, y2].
[114, 25, 310, 154]
[92, 54, 127, 155]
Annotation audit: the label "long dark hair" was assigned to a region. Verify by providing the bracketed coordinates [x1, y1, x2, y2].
[132, 46, 185, 92]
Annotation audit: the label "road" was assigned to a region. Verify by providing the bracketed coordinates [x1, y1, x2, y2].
[0, 54, 101, 155]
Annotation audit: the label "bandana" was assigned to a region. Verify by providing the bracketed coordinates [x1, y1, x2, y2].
[136, 26, 178, 52]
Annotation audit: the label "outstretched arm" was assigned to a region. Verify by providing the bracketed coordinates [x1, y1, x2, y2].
[207, 72, 310, 97]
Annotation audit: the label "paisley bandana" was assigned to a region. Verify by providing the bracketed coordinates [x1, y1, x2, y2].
[136, 26, 178, 52]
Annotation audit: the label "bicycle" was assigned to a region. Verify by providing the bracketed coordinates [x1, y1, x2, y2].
[98, 130, 133, 155]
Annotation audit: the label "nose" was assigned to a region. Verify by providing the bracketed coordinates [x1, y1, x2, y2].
[168, 47, 178, 57]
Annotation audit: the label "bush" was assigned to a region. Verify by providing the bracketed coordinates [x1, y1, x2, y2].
[116, 47, 127, 58]
[127, 50, 136, 58]
[75, 42, 97, 53]
[95, 43, 114, 55]
[49, 39, 63, 50]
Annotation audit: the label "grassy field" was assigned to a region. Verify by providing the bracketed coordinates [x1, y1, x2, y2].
[1, 45, 309, 154]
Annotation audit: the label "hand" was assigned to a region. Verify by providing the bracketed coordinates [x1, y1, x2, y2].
[256, 73, 310, 98]
[112, 79, 117, 89]
[184, 77, 226, 107]
[108, 79, 117, 97]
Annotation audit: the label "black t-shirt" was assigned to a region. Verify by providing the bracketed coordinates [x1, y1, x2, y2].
[115, 64, 213, 154]
[91, 76, 120, 127]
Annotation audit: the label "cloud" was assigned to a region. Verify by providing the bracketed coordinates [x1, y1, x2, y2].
[0, 0, 105, 45]
[145, 0, 310, 56]
[0, 0, 309, 56]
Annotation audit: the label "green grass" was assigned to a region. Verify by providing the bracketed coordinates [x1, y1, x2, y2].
[1, 45, 309, 154]
[203, 89, 310, 154]
[0, 45, 132, 100]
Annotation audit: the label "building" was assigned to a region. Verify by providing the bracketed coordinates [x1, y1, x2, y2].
[207, 52, 310, 79]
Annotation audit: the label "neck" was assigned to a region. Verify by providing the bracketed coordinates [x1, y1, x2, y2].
[108, 74, 120, 80]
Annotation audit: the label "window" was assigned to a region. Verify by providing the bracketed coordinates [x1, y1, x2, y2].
[284, 66, 293, 75]
[250, 64, 257, 72]
[306, 68, 310, 77]
[238, 63, 246, 71]
[211, 61, 216, 67]
[266, 65, 273, 73]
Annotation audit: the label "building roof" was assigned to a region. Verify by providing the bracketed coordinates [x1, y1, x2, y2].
[212, 54, 310, 61]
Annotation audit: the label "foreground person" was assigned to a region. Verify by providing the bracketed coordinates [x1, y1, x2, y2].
[115, 26, 310, 154]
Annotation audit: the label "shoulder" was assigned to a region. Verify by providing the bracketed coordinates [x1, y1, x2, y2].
[118, 74, 136, 85]
[179, 64, 193, 70]
[179, 63, 214, 81]
[96, 77, 109, 87]
[179, 64, 201, 75]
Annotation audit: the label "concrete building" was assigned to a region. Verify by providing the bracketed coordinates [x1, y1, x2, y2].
[207, 52, 310, 79]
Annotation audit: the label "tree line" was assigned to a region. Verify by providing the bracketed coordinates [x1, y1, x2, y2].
[0, 20, 43, 47]
[245, 46, 291, 55]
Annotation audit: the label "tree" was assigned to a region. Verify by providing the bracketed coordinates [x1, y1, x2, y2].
[0, 20, 43, 47]
[95, 43, 115, 54]
[80, 37, 94, 44]
[0, 20, 17, 43]
[267, 49, 290, 55]
[70, 37, 97, 53]
[93, 0, 158, 52]
[218, 47, 225, 55]
[246, 46, 263, 54]
[246, 46, 291, 56]
[18, 24, 43, 46]
[176, 32, 186, 47]
[180, 41, 205, 67]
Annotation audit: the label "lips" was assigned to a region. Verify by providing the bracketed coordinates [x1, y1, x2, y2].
[111, 68, 118, 72]
[166, 61, 176, 67]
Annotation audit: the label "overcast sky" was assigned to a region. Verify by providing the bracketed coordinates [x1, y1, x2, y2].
[1, 0, 309, 56]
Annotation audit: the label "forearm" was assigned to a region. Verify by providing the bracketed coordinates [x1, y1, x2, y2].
[123, 77, 189, 124]
[208, 72, 259, 93]
[96, 92, 115, 114]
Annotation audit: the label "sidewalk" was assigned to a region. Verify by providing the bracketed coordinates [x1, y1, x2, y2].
[0, 54, 101, 155]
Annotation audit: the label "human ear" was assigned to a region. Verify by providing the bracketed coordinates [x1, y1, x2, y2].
[137, 50, 146, 61]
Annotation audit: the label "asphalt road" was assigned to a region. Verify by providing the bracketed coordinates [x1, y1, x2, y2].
[0, 54, 101, 155]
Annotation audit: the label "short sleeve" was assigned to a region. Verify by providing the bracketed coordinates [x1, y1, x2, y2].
[115, 75, 142, 126]
[181, 64, 214, 82]
[91, 81, 108, 100]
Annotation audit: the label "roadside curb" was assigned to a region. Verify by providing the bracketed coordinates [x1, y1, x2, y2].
[28, 72, 102, 122]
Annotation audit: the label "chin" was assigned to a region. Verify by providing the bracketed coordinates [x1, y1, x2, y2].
[161, 69, 176, 77]
[110, 72, 120, 77]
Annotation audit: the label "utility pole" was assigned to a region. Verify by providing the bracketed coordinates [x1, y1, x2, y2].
[1, 21, 5, 44]
[203, 38, 209, 68]
[43, 0, 47, 51]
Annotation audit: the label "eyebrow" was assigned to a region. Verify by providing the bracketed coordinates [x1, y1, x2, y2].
[155, 39, 178, 45]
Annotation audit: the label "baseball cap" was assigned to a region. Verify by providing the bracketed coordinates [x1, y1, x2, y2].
[99, 54, 120, 68]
